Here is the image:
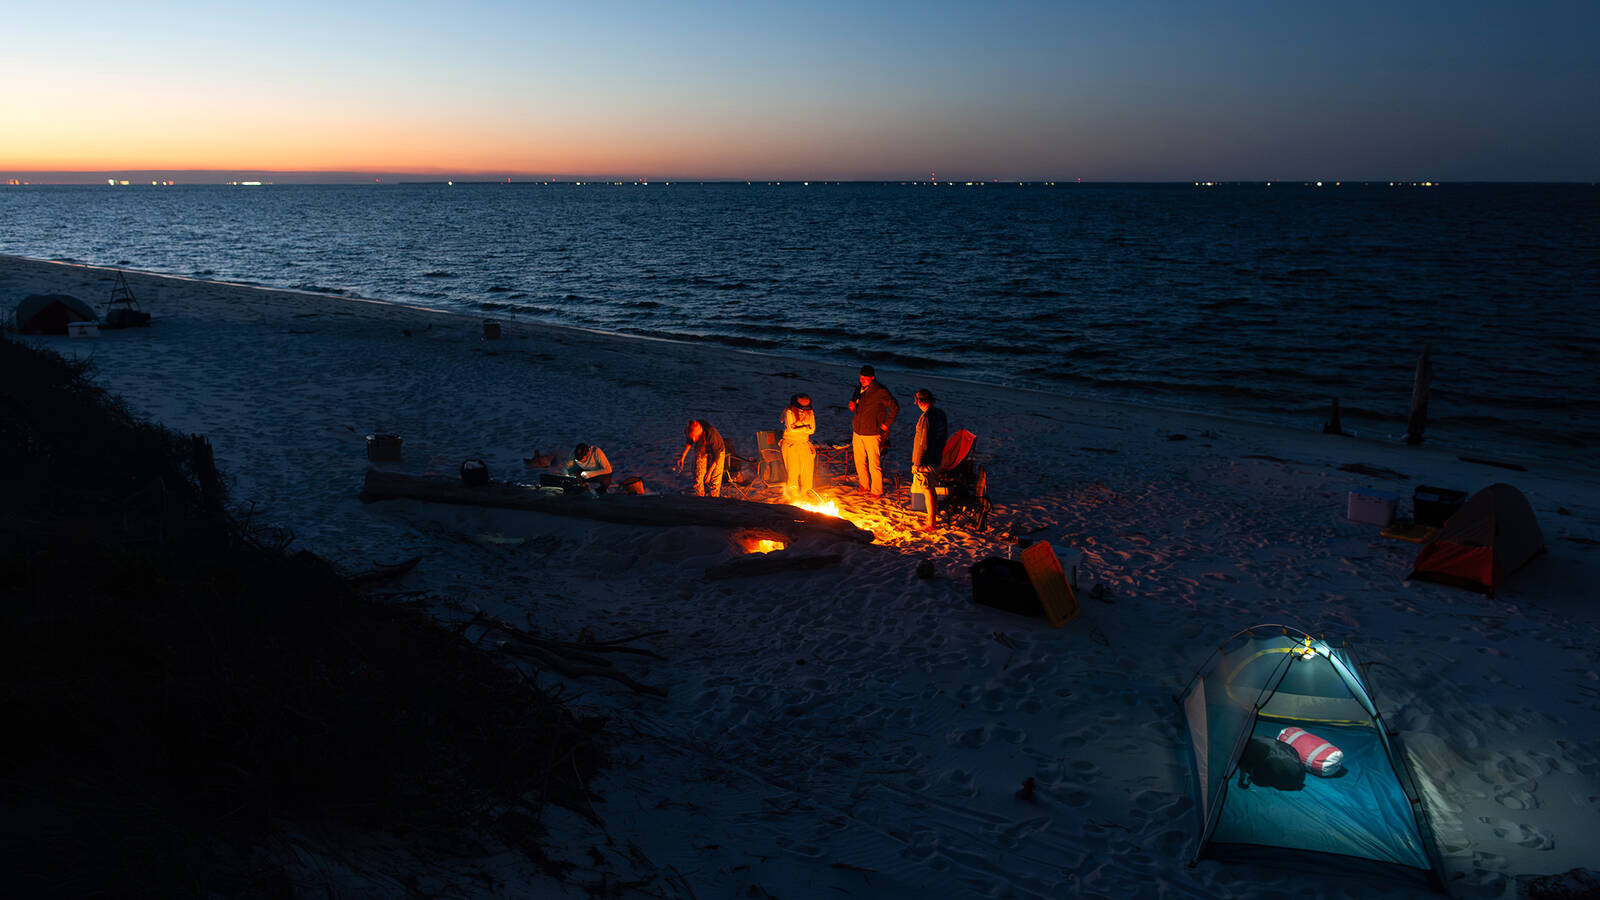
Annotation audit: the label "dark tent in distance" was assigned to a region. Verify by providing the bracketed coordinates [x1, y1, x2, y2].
[1407, 483, 1545, 595]
[13, 294, 98, 335]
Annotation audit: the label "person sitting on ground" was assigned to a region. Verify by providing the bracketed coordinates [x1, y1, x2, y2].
[673, 420, 727, 497]
[565, 443, 614, 492]
[910, 388, 948, 531]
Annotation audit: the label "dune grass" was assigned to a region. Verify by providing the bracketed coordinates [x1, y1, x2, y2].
[0, 333, 606, 895]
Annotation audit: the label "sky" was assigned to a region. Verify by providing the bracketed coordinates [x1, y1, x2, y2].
[3, 0, 1596, 182]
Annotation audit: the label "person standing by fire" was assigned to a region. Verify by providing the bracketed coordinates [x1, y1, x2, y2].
[848, 365, 898, 497]
[910, 388, 947, 530]
[780, 394, 816, 503]
[674, 419, 727, 497]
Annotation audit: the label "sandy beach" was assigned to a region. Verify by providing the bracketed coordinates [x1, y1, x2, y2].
[6, 254, 1600, 898]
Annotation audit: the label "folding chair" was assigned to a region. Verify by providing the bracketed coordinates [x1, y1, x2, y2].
[722, 443, 762, 500]
[932, 430, 990, 532]
[754, 430, 787, 486]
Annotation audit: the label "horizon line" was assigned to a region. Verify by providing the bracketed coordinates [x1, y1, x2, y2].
[4, 171, 1593, 187]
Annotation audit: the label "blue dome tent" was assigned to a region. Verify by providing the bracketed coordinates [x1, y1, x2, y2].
[1176, 624, 1443, 888]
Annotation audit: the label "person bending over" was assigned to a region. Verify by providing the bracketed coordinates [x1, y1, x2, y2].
[674, 420, 727, 497]
[565, 443, 613, 492]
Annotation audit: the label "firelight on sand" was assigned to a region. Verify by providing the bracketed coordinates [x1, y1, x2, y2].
[793, 496, 930, 544]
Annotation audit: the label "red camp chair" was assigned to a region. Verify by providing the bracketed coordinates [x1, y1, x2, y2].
[933, 430, 989, 532]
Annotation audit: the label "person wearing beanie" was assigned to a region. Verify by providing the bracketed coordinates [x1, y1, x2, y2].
[847, 365, 899, 497]
[780, 393, 816, 503]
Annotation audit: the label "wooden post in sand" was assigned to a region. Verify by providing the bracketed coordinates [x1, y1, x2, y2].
[1405, 343, 1433, 446]
[1322, 397, 1344, 435]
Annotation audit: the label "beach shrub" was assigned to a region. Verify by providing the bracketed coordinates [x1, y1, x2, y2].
[0, 337, 605, 894]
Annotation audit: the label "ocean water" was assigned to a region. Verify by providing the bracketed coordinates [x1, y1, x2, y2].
[3, 182, 1597, 466]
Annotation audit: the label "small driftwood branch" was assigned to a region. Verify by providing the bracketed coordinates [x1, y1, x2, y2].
[350, 555, 423, 585]
[468, 613, 669, 697]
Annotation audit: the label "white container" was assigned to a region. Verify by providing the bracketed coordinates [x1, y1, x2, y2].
[1347, 489, 1398, 526]
[68, 321, 100, 338]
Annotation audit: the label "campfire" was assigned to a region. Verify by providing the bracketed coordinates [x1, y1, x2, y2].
[792, 496, 930, 545]
[794, 498, 840, 518]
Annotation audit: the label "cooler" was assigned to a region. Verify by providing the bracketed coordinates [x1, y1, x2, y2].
[1347, 489, 1397, 526]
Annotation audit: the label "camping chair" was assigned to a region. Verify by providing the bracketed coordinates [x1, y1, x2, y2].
[722, 442, 762, 500]
[933, 430, 990, 532]
[754, 430, 787, 486]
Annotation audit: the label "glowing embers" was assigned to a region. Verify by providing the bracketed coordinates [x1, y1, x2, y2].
[735, 532, 787, 554]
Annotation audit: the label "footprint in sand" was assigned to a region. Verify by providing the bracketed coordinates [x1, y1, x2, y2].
[1554, 739, 1600, 774]
[1494, 787, 1539, 810]
[1056, 724, 1107, 751]
[1478, 816, 1555, 850]
[1476, 753, 1541, 786]
[1062, 789, 1093, 807]
[1151, 829, 1190, 857]
[1453, 865, 1510, 898]
[1129, 790, 1192, 822]
[948, 723, 1027, 748]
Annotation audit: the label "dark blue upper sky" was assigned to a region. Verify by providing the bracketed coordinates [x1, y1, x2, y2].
[5, 0, 1596, 181]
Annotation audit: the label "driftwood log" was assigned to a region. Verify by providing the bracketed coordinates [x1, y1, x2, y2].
[360, 468, 874, 544]
[703, 552, 844, 580]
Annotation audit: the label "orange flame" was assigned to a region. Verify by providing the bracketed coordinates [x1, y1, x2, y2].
[794, 498, 841, 518]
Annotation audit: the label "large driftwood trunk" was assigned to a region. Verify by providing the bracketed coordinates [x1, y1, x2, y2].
[360, 469, 874, 544]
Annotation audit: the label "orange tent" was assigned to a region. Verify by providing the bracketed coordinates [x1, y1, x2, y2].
[1407, 483, 1544, 595]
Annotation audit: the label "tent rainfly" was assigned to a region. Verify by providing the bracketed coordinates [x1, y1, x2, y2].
[1177, 624, 1443, 889]
[1408, 483, 1544, 596]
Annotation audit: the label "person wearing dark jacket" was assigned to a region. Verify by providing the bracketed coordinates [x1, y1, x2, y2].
[674, 420, 727, 497]
[910, 388, 948, 529]
[848, 365, 899, 497]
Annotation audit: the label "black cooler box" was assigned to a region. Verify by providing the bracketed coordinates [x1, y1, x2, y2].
[970, 557, 1043, 618]
[1413, 485, 1467, 527]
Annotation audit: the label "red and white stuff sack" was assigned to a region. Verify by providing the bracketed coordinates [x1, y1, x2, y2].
[1277, 727, 1344, 776]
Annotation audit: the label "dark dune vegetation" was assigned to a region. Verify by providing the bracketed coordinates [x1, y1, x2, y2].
[0, 332, 606, 896]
